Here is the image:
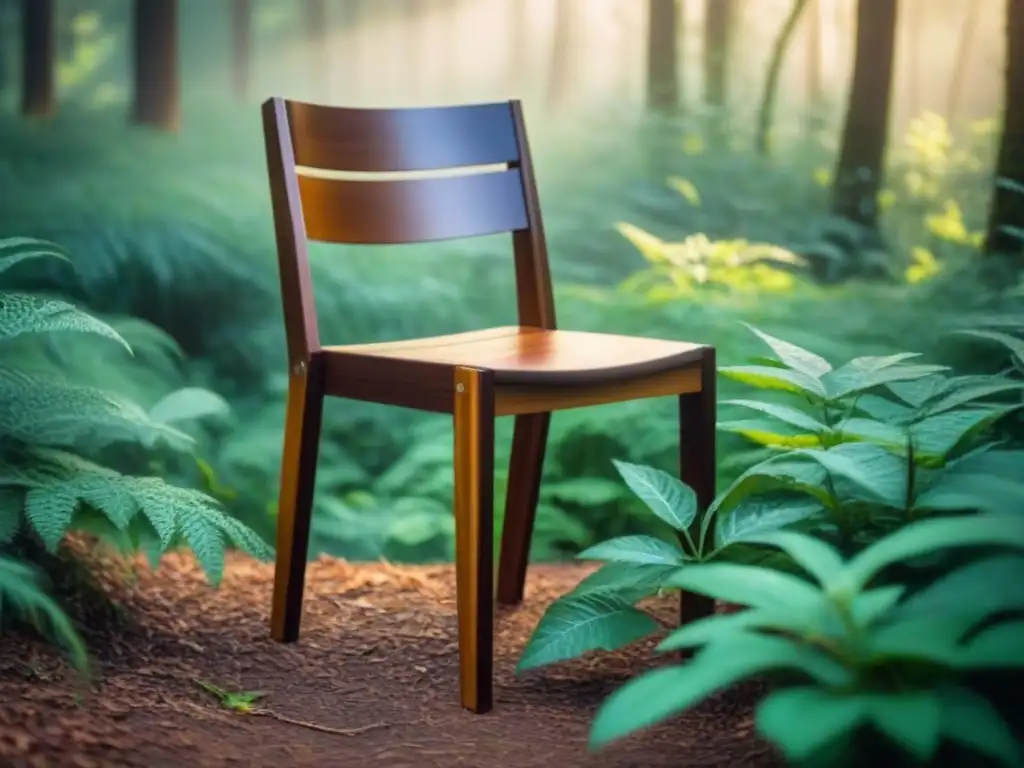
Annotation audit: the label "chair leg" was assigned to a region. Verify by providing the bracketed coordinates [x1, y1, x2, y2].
[270, 358, 325, 644]
[497, 412, 550, 606]
[452, 366, 496, 714]
[678, 351, 717, 632]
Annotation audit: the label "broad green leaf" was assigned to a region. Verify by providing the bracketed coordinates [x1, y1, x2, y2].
[709, 458, 829, 519]
[915, 450, 1024, 514]
[938, 686, 1024, 766]
[855, 394, 914, 423]
[0, 293, 130, 350]
[756, 688, 866, 762]
[149, 387, 231, 424]
[789, 443, 908, 508]
[863, 692, 942, 760]
[956, 620, 1024, 668]
[658, 602, 835, 652]
[590, 634, 852, 747]
[612, 460, 698, 533]
[719, 365, 826, 398]
[867, 616, 964, 665]
[832, 417, 907, 448]
[570, 561, 678, 602]
[888, 374, 950, 407]
[911, 407, 1020, 460]
[850, 585, 906, 625]
[824, 356, 950, 400]
[741, 324, 833, 378]
[892, 555, 1024, 623]
[740, 530, 844, 586]
[922, 380, 1024, 416]
[0, 238, 70, 274]
[844, 515, 1024, 591]
[722, 399, 828, 433]
[715, 497, 825, 548]
[662, 562, 824, 612]
[517, 593, 659, 672]
[578, 535, 686, 566]
[717, 419, 822, 448]
[954, 329, 1024, 363]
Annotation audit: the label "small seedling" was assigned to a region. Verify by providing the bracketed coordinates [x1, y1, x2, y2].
[193, 679, 266, 713]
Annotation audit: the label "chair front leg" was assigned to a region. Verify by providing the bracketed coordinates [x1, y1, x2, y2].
[271, 356, 326, 643]
[497, 412, 550, 606]
[452, 366, 496, 714]
[678, 351, 717, 632]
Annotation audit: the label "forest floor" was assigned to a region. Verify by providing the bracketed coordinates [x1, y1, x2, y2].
[0, 540, 778, 768]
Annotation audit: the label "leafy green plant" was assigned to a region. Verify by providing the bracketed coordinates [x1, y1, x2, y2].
[0, 237, 273, 666]
[518, 324, 1024, 674]
[590, 515, 1024, 767]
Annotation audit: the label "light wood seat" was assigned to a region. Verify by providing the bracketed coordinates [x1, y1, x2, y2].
[326, 326, 707, 384]
[260, 97, 717, 717]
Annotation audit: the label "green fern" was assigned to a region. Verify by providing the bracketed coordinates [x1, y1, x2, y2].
[0, 236, 274, 669]
[0, 554, 88, 673]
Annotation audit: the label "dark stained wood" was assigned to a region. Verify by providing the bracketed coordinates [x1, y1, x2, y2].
[132, 0, 180, 130]
[285, 100, 519, 172]
[497, 413, 550, 605]
[270, 354, 326, 643]
[326, 327, 707, 386]
[452, 366, 496, 713]
[260, 95, 718, 714]
[231, 0, 252, 101]
[262, 99, 321, 371]
[20, 0, 55, 117]
[509, 101, 557, 329]
[298, 171, 529, 245]
[678, 347, 717, 632]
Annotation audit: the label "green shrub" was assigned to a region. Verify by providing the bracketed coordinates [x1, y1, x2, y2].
[0, 237, 273, 667]
[519, 324, 1024, 766]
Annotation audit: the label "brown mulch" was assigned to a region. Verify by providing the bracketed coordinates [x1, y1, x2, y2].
[0, 542, 780, 768]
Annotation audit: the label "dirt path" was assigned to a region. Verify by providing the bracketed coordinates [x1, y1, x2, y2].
[0, 543, 778, 768]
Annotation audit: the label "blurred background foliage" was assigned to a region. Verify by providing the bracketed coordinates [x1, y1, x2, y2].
[0, 0, 1020, 565]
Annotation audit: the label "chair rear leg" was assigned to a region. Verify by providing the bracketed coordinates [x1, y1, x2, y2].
[678, 352, 717, 633]
[270, 358, 325, 643]
[453, 367, 496, 714]
[497, 412, 550, 606]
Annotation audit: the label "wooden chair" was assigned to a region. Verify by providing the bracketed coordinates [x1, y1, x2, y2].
[261, 97, 717, 715]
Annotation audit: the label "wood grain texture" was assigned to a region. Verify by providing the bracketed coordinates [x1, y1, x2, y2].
[286, 100, 519, 172]
[298, 170, 528, 244]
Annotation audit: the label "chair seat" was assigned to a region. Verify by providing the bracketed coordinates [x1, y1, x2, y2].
[327, 326, 707, 386]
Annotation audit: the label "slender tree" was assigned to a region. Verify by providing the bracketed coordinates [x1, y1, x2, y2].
[646, 0, 679, 113]
[132, 0, 179, 130]
[306, 0, 328, 98]
[231, 0, 251, 101]
[703, 0, 734, 108]
[946, 0, 983, 128]
[831, 0, 899, 230]
[754, 0, 811, 155]
[804, 0, 824, 132]
[546, 0, 583, 111]
[21, 0, 56, 117]
[984, 0, 1024, 261]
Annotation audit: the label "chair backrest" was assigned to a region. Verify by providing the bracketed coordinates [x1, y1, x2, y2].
[261, 98, 556, 370]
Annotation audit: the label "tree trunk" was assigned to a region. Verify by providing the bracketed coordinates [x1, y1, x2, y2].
[132, 0, 179, 130]
[546, 0, 582, 112]
[946, 0, 983, 128]
[703, 0, 734, 108]
[984, 0, 1024, 261]
[21, 0, 56, 117]
[231, 0, 251, 101]
[646, 0, 679, 113]
[831, 0, 899, 230]
[506, 0, 530, 94]
[804, 0, 824, 134]
[306, 0, 328, 98]
[754, 0, 811, 155]
[905, 0, 921, 119]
